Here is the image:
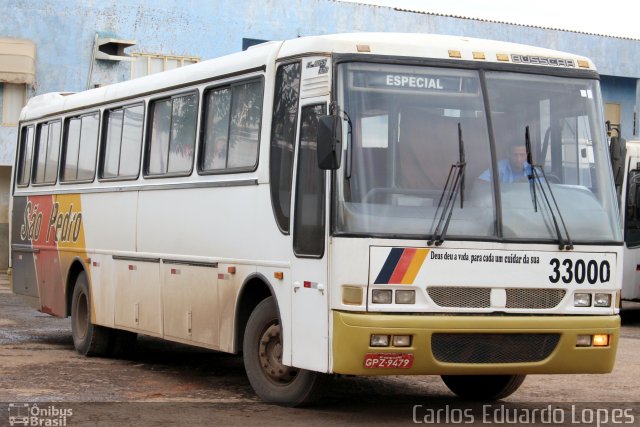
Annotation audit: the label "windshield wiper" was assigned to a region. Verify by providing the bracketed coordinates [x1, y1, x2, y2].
[428, 123, 466, 246]
[525, 126, 574, 250]
[329, 102, 353, 179]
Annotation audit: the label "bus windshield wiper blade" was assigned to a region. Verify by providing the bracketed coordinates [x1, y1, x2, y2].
[428, 123, 466, 246]
[329, 102, 354, 179]
[525, 126, 574, 250]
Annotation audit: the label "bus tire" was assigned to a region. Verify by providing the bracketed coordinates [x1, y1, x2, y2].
[243, 296, 328, 406]
[71, 271, 111, 357]
[441, 374, 526, 401]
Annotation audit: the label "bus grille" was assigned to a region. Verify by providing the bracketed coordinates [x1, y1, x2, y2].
[428, 287, 490, 308]
[431, 333, 560, 364]
[506, 288, 566, 309]
[427, 287, 566, 309]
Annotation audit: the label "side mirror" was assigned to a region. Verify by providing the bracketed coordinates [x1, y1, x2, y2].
[317, 115, 342, 170]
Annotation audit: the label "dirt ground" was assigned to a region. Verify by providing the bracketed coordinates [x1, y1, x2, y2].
[1, 276, 639, 426]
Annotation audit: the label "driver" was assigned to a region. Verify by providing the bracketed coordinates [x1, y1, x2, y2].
[478, 142, 533, 183]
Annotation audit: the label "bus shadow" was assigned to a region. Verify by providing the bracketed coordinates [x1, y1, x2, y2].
[621, 301, 640, 325]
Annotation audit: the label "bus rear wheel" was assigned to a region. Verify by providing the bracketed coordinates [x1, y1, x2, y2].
[243, 296, 327, 406]
[441, 374, 526, 401]
[71, 271, 111, 356]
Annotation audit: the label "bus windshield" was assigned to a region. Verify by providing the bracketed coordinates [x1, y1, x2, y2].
[334, 62, 621, 243]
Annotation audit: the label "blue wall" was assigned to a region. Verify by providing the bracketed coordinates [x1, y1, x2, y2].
[1, 0, 639, 163]
[601, 76, 638, 139]
[3, 0, 640, 93]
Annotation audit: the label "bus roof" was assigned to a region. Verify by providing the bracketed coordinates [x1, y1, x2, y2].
[278, 32, 594, 67]
[21, 32, 595, 122]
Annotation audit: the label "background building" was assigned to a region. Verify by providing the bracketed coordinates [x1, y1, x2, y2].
[1, 0, 639, 270]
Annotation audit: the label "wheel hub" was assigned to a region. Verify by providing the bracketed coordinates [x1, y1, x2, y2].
[258, 322, 297, 384]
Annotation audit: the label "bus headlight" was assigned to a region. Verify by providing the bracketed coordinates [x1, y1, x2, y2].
[370, 334, 390, 347]
[372, 289, 392, 304]
[576, 335, 592, 347]
[395, 290, 415, 304]
[594, 293, 612, 307]
[574, 293, 592, 307]
[392, 335, 412, 347]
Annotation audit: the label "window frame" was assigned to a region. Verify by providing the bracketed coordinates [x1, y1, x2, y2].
[143, 89, 200, 179]
[32, 119, 62, 186]
[98, 102, 146, 182]
[197, 76, 264, 176]
[60, 111, 101, 184]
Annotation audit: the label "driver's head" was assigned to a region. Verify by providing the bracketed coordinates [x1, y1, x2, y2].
[508, 143, 527, 171]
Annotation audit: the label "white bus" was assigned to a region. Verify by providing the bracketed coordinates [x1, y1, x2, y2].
[613, 137, 640, 301]
[10, 33, 622, 405]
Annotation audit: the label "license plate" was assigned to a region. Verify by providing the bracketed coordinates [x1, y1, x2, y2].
[364, 353, 414, 369]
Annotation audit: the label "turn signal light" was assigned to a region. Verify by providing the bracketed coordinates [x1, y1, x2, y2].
[593, 334, 609, 347]
[342, 286, 363, 305]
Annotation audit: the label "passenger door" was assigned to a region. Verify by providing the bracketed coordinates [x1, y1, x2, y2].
[290, 102, 330, 371]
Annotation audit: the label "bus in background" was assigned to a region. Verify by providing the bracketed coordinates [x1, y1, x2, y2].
[612, 133, 640, 301]
[10, 33, 622, 406]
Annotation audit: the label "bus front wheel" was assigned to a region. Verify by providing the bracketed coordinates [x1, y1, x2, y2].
[71, 271, 112, 356]
[441, 374, 526, 401]
[243, 296, 327, 406]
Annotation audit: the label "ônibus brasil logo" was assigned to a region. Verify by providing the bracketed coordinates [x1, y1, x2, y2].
[8, 403, 73, 426]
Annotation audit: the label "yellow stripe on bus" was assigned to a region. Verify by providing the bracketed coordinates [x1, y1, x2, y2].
[402, 248, 429, 284]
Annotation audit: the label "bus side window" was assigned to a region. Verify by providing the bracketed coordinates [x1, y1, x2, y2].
[33, 120, 61, 185]
[200, 78, 263, 173]
[146, 92, 198, 176]
[101, 104, 144, 179]
[227, 80, 263, 169]
[201, 88, 231, 170]
[16, 125, 34, 186]
[293, 103, 327, 258]
[61, 113, 99, 182]
[269, 62, 301, 233]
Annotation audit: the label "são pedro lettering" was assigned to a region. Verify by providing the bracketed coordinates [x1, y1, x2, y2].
[21, 201, 82, 243]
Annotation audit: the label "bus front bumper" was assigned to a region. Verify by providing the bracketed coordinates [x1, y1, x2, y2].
[331, 311, 619, 375]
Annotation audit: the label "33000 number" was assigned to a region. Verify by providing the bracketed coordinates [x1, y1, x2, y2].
[549, 258, 610, 284]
